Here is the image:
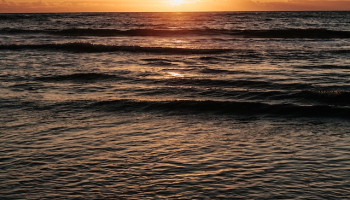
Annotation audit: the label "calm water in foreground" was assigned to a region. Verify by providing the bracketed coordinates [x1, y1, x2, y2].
[1, 12, 350, 199]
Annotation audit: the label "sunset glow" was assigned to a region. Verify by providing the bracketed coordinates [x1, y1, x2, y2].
[0, 0, 350, 13]
[169, 0, 185, 6]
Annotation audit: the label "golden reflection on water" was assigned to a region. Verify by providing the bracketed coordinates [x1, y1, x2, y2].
[168, 72, 185, 78]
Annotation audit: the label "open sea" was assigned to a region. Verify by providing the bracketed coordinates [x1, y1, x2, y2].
[1, 12, 350, 199]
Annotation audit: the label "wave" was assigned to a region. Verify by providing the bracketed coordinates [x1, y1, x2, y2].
[87, 99, 350, 119]
[1, 28, 350, 38]
[327, 49, 350, 54]
[155, 78, 313, 90]
[24, 71, 350, 105]
[293, 64, 350, 70]
[0, 43, 231, 54]
[32, 74, 350, 106]
[233, 29, 350, 39]
[35, 73, 128, 82]
[294, 90, 350, 105]
[0, 14, 52, 21]
[33, 72, 313, 90]
[4, 98, 348, 119]
[146, 88, 343, 107]
[0, 28, 43, 34]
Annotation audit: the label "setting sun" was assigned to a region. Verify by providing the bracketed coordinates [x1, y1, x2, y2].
[169, 0, 185, 6]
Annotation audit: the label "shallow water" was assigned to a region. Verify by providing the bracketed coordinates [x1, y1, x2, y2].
[1, 12, 350, 199]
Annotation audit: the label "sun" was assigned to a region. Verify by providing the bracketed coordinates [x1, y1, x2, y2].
[169, 0, 185, 6]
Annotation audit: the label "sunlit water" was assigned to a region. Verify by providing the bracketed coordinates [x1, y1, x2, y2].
[1, 12, 350, 199]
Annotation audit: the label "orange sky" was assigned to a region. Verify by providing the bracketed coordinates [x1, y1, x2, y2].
[1, 0, 350, 13]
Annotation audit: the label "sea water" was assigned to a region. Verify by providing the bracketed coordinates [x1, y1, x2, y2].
[1, 12, 350, 199]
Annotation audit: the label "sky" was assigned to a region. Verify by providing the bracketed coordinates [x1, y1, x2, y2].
[1, 0, 350, 13]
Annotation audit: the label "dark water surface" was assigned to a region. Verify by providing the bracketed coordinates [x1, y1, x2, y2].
[1, 12, 350, 199]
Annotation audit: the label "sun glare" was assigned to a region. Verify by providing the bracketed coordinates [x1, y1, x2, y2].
[169, 0, 185, 6]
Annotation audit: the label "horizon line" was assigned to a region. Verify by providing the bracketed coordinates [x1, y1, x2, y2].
[1, 10, 350, 14]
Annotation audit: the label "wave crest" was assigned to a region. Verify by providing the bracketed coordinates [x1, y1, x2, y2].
[0, 42, 232, 54]
[88, 99, 350, 119]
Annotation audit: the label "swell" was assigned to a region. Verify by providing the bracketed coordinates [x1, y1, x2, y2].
[234, 29, 350, 38]
[293, 90, 350, 105]
[293, 64, 350, 70]
[33, 72, 312, 90]
[1, 28, 350, 38]
[153, 78, 313, 90]
[35, 73, 128, 82]
[141, 87, 350, 106]
[327, 49, 350, 54]
[17, 72, 350, 105]
[90, 99, 350, 118]
[7, 98, 348, 119]
[0, 43, 231, 54]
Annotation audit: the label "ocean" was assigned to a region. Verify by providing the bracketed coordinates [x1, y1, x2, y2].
[0, 12, 350, 199]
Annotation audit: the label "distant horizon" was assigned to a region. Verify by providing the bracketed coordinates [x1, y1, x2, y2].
[1, 10, 350, 14]
[1, 0, 350, 13]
